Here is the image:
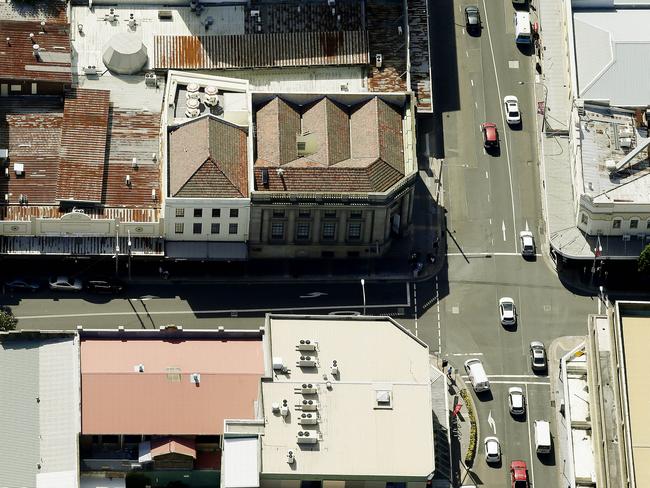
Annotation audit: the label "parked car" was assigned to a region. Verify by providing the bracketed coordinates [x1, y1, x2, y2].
[86, 277, 126, 294]
[49, 276, 83, 291]
[508, 386, 526, 416]
[5, 278, 40, 292]
[465, 6, 481, 34]
[520, 230, 535, 256]
[498, 297, 516, 326]
[504, 95, 521, 125]
[510, 460, 529, 488]
[484, 436, 501, 463]
[530, 341, 547, 371]
[481, 122, 499, 149]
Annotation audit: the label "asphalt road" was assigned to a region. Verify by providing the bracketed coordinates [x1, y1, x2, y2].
[424, 0, 598, 486]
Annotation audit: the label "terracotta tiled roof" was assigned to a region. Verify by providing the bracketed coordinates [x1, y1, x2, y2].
[154, 31, 368, 70]
[151, 438, 196, 459]
[169, 116, 248, 198]
[56, 89, 110, 203]
[0, 20, 72, 84]
[254, 96, 405, 193]
[80, 338, 265, 435]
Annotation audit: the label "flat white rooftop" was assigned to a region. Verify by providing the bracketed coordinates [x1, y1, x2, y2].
[568, 376, 590, 424]
[571, 429, 596, 484]
[574, 9, 650, 106]
[262, 315, 435, 479]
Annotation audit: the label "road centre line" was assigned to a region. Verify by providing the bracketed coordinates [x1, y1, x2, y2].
[451, 352, 484, 356]
[447, 252, 543, 257]
[461, 378, 550, 386]
[462, 374, 549, 379]
[481, 0, 519, 250]
[470, 79, 474, 87]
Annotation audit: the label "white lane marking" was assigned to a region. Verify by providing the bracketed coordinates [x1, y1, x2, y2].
[485, 171, 489, 179]
[488, 410, 497, 435]
[462, 374, 549, 379]
[481, 0, 519, 250]
[447, 252, 542, 257]
[299, 292, 328, 298]
[488, 194, 490, 202]
[502, 220, 507, 241]
[405, 282, 411, 307]
[489, 218, 492, 225]
[436, 277, 441, 354]
[451, 352, 484, 356]
[466, 50, 469, 57]
[475, 101, 478, 108]
[462, 28, 466, 35]
[526, 384, 536, 487]
[471, 79, 474, 87]
[461, 378, 550, 386]
[413, 282, 418, 337]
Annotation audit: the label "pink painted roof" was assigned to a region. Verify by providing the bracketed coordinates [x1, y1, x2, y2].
[151, 438, 196, 459]
[81, 338, 264, 435]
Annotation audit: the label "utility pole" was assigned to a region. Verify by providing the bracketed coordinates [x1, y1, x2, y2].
[127, 229, 132, 281]
[115, 226, 120, 277]
[360, 278, 367, 315]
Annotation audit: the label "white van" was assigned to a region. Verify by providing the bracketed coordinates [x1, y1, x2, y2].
[464, 358, 490, 392]
[534, 420, 552, 454]
[514, 11, 532, 44]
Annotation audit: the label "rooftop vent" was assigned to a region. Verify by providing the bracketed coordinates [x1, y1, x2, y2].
[272, 357, 287, 372]
[287, 451, 295, 464]
[125, 174, 131, 186]
[261, 168, 269, 186]
[330, 359, 339, 376]
[145, 72, 157, 87]
[190, 373, 201, 384]
[151, 188, 157, 201]
[134, 363, 145, 373]
[19, 194, 27, 205]
[158, 10, 173, 20]
[280, 399, 289, 417]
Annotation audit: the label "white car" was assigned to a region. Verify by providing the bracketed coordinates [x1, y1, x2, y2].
[484, 436, 501, 463]
[508, 386, 526, 416]
[504, 95, 521, 125]
[520, 231, 535, 256]
[49, 276, 83, 291]
[530, 341, 547, 371]
[498, 297, 516, 326]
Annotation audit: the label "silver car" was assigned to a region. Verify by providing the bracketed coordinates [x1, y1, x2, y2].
[508, 386, 526, 416]
[530, 341, 547, 371]
[484, 436, 501, 463]
[49, 276, 83, 291]
[499, 297, 516, 326]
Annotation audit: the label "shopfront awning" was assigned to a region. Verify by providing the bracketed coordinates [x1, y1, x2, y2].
[165, 241, 247, 260]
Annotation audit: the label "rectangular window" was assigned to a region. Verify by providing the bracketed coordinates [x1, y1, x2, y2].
[174, 223, 184, 234]
[322, 222, 336, 240]
[296, 222, 310, 241]
[631, 219, 639, 229]
[324, 210, 336, 218]
[580, 213, 588, 225]
[175, 208, 185, 218]
[350, 210, 362, 219]
[211, 223, 220, 234]
[272, 209, 285, 218]
[212, 208, 221, 218]
[193, 223, 202, 234]
[348, 222, 362, 240]
[271, 222, 285, 240]
[229, 223, 238, 234]
[647, 220, 650, 229]
[230, 208, 239, 218]
[194, 208, 202, 218]
[613, 220, 621, 229]
[298, 209, 311, 218]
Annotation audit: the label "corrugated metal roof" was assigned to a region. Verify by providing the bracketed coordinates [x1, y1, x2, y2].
[57, 89, 111, 203]
[154, 31, 369, 70]
[0, 20, 72, 84]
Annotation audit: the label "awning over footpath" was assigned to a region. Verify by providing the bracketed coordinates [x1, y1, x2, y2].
[165, 241, 248, 260]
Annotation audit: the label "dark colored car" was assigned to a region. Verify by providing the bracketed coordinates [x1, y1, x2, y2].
[86, 278, 126, 294]
[481, 122, 499, 149]
[5, 278, 40, 292]
[465, 6, 481, 34]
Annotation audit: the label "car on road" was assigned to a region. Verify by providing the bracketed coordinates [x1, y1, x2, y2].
[519, 230, 535, 256]
[481, 122, 499, 149]
[504, 95, 521, 125]
[484, 436, 501, 463]
[498, 297, 516, 326]
[465, 6, 481, 34]
[86, 277, 125, 294]
[530, 341, 547, 371]
[510, 460, 529, 488]
[508, 386, 526, 416]
[5, 278, 40, 292]
[49, 276, 82, 292]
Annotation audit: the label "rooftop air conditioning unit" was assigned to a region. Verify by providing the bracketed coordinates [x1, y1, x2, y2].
[151, 189, 156, 201]
[331, 359, 339, 376]
[298, 413, 318, 425]
[190, 373, 201, 384]
[296, 431, 318, 444]
[0, 148, 8, 161]
[328, 0, 335, 5]
[250, 9, 260, 17]
[273, 357, 287, 372]
[301, 383, 317, 395]
[287, 451, 295, 464]
[296, 339, 316, 351]
[620, 137, 632, 148]
[13, 163, 24, 176]
[145, 72, 157, 87]
[19, 194, 27, 204]
[375, 53, 383, 68]
[280, 403, 289, 417]
[301, 399, 318, 411]
[297, 356, 316, 368]
[84, 66, 97, 75]
[125, 174, 131, 186]
[261, 168, 269, 186]
[4, 168, 8, 178]
[158, 10, 173, 20]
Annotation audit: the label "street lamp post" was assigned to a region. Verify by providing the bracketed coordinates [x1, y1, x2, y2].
[127, 229, 132, 281]
[360, 279, 367, 315]
[114, 226, 120, 277]
[518, 80, 549, 132]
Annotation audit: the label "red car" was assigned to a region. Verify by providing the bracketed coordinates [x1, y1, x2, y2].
[510, 460, 528, 488]
[481, 122, 499, 148]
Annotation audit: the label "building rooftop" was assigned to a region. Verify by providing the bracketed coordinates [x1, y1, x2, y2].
[260, 315, 434, 479]
[253, 95, 408, 193]
[573, 9, 650, 106]
[0, 0, 67, 23]
[0, 334, 80, 488]
[80, 334, 265, 435]
[578, 105, 650, 203]
[0, 19, 72, 85]
[0, 92, 161, 221]
[620, 313, 650, 488]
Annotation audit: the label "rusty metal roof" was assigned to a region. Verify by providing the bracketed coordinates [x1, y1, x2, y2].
[154, 30, 368, 70]
[0, 20, 72, 84]
[56, 89, 111, 203]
